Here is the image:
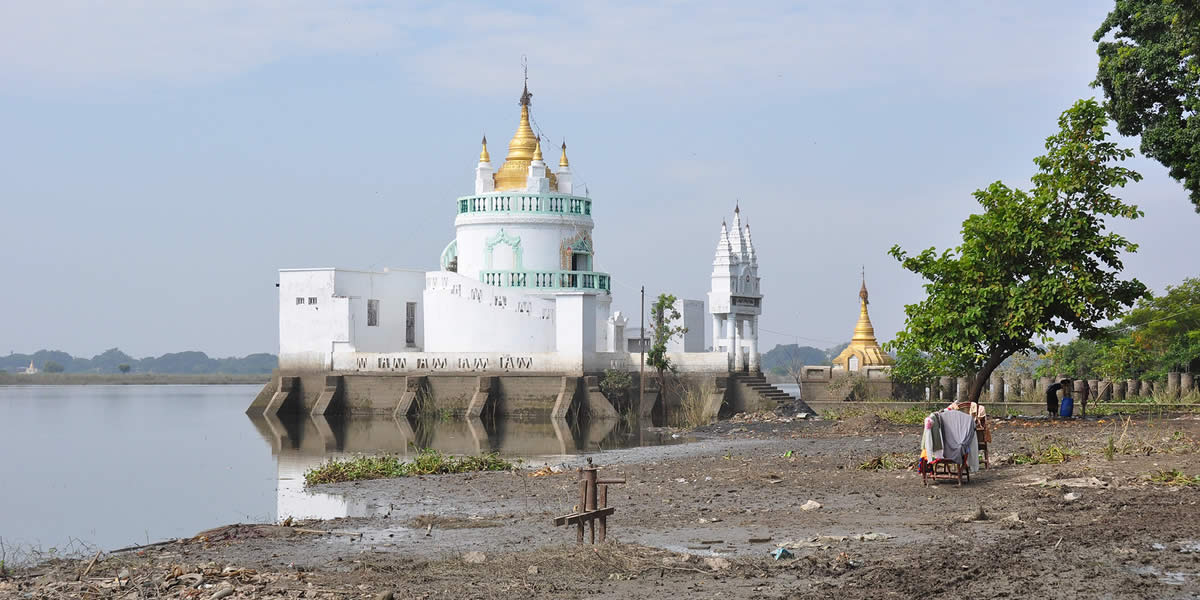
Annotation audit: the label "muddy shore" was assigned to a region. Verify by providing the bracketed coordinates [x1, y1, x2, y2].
[7, 414, 1200, 599]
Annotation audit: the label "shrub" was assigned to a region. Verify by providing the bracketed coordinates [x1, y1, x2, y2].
[304, 449, 516, 485]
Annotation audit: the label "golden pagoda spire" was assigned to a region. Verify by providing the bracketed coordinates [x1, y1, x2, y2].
[833, 271, 893, 370]
[532, 136, 543, 162]
[559, 140, 569, 167]
[479, 135, 490, 163]
[852, 280, 877, 342]
[493, 80, 542, 190]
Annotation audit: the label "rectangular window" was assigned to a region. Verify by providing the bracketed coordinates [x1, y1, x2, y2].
[307, 297, 317, 305]
[367, 299, 379, 327]
[405, 302, 417, 346]
[295, 297, 304, 305]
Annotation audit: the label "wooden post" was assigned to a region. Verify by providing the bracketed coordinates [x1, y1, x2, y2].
[598, 484, 608, 542]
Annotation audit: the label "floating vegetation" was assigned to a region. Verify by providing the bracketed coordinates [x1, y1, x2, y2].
[305, 450, 516, 485]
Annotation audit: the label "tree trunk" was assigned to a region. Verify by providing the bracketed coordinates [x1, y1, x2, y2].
[968, 351, 1009, 405]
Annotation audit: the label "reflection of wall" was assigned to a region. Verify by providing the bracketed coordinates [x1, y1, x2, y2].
[246, 412, 670, 521]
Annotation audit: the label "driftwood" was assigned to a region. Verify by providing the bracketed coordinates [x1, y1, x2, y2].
[76, 550, 101, 581]
[108, 538, 180, 555]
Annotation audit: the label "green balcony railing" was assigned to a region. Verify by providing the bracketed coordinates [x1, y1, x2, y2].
[480, 269, 611, 293]
[458, 193, 591, 216]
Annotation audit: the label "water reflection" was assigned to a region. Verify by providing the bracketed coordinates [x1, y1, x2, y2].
[247, 413, 684, 521]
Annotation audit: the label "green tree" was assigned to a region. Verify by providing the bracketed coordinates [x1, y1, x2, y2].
[1094, 1, 1200, 212]
[118, 363, 132, 373]
[1038, 338, 1107, 379]
[599, 368, 632, 405]
[646, 294, 687, 419]
[1038, 277, 1200, 380]
[43, 360, 65, 373]
[886, 99, 1148, 405]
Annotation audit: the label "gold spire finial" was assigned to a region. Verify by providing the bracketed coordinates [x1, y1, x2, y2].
[533, 136, 543, 161]
[493, 70, 558, 191]
[479, 135, 490, 163]
[833, 273, 893, 370]
[559, 140, 569, 167]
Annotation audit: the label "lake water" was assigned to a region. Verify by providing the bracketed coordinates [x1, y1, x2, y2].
[0, 384, 677, 558]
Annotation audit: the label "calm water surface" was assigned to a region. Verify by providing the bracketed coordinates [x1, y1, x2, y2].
[0, 385, 676, 557]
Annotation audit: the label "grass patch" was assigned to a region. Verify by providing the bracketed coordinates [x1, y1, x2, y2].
[668, 377, 716, 429]
[1148, 469, 1200, 486]
[1098, 416, 1200, 458]
[1010, 438, 1079, 465]
[877, 405, 938, 425]
[857, 452, 917, 471]
[823, 408, 866, 421]
[305, 450, 516, 485]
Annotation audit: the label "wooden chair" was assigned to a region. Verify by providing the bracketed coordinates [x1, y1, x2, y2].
[920, 451, 970, 486]
[975, 415, 990, 469]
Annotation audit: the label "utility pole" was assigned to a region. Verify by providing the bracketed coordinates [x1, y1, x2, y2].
[639, 286, 645, 423]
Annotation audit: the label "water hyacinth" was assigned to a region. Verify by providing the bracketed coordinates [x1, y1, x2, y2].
[305, 449, 516, 485]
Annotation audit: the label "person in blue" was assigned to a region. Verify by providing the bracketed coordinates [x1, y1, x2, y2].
[1045, 379, 1073, 418]
[1058, 379, 1076, 418]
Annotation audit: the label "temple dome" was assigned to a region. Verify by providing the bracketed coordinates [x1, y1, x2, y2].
[493, 83, 557, 192]
[833, 278, 894, 370]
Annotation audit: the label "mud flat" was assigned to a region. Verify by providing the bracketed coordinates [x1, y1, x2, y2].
[7, 414, 1200, 598]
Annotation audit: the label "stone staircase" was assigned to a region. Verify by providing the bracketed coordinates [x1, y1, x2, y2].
[735, 373, 816, 415]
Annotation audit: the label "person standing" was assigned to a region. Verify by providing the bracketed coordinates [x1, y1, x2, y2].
[1045, 380, 1064, 417]
[1077, 379, 1091, 417]
[1059, 379, 1076, 418]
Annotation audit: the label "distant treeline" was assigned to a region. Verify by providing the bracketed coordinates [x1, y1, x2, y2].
[1, 348, 277, 375]
[760, 342, 853, 375]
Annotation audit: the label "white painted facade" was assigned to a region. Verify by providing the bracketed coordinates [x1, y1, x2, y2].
[276, 87, 761, 375]
[279, 268, 425, 371]
[708, 207, 762, 372]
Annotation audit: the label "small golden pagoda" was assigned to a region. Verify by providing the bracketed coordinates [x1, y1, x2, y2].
[492, 82, 557, 192]
[832, 277, 894, 370]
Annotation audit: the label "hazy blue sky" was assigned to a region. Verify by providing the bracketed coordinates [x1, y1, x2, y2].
[1, 1, 1196, 358]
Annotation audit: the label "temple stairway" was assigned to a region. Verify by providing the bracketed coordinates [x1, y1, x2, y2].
[733, 373, 816, 415]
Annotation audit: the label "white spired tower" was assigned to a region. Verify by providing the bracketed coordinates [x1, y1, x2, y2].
[708, 205, 762, 372]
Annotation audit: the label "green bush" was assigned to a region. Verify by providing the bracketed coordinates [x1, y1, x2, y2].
[305, 449, 516, 485]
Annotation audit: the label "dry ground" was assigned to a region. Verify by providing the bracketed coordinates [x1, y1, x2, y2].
[6, 414, 1200, 599]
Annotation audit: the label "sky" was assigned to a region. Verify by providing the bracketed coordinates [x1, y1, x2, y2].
[1, 1, 1197, 359]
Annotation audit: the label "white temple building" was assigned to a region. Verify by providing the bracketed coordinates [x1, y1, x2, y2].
[708, 205, 761, 372]
[276, 83, 758, 377]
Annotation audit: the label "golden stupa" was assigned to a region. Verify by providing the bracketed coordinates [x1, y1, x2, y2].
[492, 83, 557, 192]
[832, 278, 894, 370]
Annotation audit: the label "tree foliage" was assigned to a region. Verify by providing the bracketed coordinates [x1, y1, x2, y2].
[646, 294, 687, 378]
[599, 368, 632, 402]
[1041, 277, 1200, 379]
[1094, 0, 1200, 212]
[886, 99, 1148, 404]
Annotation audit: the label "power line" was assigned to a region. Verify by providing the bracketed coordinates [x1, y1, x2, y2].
[1110, 305, 1200, 332]
[756, 325, 839, 346]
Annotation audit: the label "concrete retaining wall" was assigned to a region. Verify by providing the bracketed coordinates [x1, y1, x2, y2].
[252, 369, 755, 423]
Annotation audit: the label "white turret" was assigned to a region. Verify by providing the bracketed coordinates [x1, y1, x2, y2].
[708, 205, 762, 372]
[526, 138, 551, 193]
[556, 141, 573, 195]
[474, 136, 495, 195]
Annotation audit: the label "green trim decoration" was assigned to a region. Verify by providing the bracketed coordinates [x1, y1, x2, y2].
[440, 239, 458, 271]
[480, 269, 611, 293]
[457, 193, 594, 216]
[484, 228, 523, 270]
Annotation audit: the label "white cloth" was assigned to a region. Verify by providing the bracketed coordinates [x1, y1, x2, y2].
[921, 416, 944, 460]
[938, 409, 978, 470]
